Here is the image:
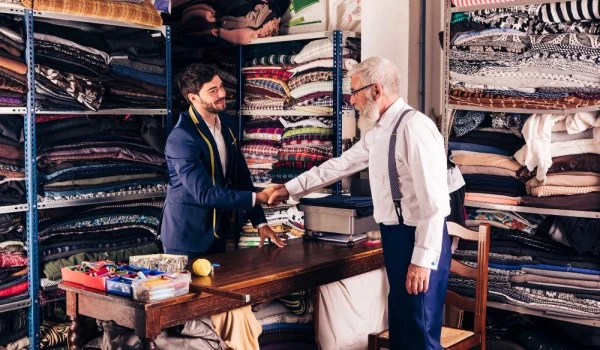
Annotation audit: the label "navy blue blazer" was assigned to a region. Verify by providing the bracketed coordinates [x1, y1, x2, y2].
[160, 108, 267, 253]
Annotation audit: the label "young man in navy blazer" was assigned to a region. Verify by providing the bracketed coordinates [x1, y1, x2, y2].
[160, 63, 285, 260]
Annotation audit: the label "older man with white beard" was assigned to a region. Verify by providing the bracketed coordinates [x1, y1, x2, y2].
[268, 57, 452, 349]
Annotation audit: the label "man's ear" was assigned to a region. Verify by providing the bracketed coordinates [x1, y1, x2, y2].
[188, 93, 197, 103]
[372, 84, 382, 100]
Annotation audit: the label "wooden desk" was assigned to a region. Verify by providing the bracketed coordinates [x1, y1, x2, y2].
[60, 239, 384, 349]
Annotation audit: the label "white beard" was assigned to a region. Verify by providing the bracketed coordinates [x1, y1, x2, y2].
[357, 99, 380, 132]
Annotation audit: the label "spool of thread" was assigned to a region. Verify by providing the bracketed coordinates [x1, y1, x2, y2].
[192, 259, 212, 277]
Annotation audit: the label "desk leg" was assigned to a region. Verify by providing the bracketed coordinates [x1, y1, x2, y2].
[68, 315, 86, 350]
[141, 337, 158, 350]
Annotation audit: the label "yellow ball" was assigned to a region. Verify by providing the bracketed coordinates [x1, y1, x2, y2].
[192, 259, 212, 277]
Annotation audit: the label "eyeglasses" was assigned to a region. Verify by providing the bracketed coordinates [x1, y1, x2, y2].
[350, 83, 374, 96]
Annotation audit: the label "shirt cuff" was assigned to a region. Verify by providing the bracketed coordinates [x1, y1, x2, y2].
[411, 246, 441, 270]
[256, 223, 268, 229]
[285, 179, 304, 202]
[252, 192, 256, 207]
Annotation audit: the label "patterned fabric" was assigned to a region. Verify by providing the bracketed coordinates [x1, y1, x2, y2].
[452, 110, 487, 137]
[273, 161, 320, 169]
[279, 152, 329, 162]
[40, 322, 69, 348]
[241, 144, 280, 157]
[288, 71, 333, 90]
[278, 291, 313, 315]
[293, 39, 351, 64]
[530, 33, 600, 49]
[0, 253, 26, 268]
[538, 0, 600, 23]
[241, 67, 294, 81]
[249, 54, 295, 66]
[20, 0, 162, 27]
[281, 126, 332, 140]
[452, 0, 517, 6]
[35, 65, 104, 111]
[467, 209, 544, 234]
[529, 185, 600, 197]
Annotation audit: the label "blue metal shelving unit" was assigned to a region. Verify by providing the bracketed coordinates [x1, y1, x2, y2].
[166, 25, 173, 132]
[24, 9, 40, 349]
[332, 30, 343, 195]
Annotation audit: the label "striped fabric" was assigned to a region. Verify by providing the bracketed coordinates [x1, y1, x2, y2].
[538, 0, 600, 23]
[20, 0, 162, 27]
[451, 0, 518, 7]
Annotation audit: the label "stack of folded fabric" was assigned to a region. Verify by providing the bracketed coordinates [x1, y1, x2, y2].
[0, 16, 26, 108]
[242, 38, 359, 113]
[103, 28, 167, 109]
[169, 0, 286, 46]
[271, 116, 333, 184]
[243, 117, 283, 185]
[0, 116, 24, 206]
[450, 110, 527, 204]
[36, 115, 167, 202]
[239, 203, 302, 248]
[450, 209, 600, 320]
[39, 201, 163, 284]
[33, 20, 166, 111]
[0, 308, 28, 349]
[513, 112, 600, 211]
[281, 0, 361, 35]
[0, 240, 28, 308]
[254, 300, 316, 349]
[449, 3, 600, 110]
[20, 0, 162, 28]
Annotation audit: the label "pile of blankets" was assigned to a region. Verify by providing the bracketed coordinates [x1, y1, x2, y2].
[36, 115, 167, 202]
[33, 20, 166, 111]
[451, 208, 600, 321]
[449, 2, 600, 109]
[0, 15, 26, 108]
[242, 38, 358, 113]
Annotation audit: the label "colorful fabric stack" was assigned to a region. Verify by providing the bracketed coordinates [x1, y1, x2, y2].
[36, 115, 167, 202]
[0, 116, 25, 205]
[242, 116, 284, 186]
[449, 4, 600, 110]
[238, 204, 305, 249]
[0, 15, 27, 108]
[450, 208, 600, 321]
[40, 201, 163, 282]
[33, 20, 165, 111]
[272, 116, 333, 184]
[242, 38, 359, 113]
[0, 240, 28, 308]
[515, 112, 600, 211]
[253, 300, 316, 349]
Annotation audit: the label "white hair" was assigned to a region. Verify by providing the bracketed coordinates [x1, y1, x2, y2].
[348, 57, 401, 98]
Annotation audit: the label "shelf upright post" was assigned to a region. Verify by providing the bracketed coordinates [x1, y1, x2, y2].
[166, 25, 173, 132]
[24, 9, 40, 349]
[332, 30, 343, 194]
[237, 45, 244, 141]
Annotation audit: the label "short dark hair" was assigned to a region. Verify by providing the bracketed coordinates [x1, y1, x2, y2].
[177, 63, 218, 104]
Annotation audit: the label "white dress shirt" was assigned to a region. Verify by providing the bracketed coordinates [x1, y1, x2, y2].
[285, 98, 450, 269]
[204, 116, 265, 228]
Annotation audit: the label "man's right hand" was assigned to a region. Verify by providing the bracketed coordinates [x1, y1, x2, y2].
[268, 186, 290, 205]
[255, 185, 283, 205]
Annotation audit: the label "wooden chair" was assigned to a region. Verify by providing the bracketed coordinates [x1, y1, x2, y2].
[368, 222, 490, 350]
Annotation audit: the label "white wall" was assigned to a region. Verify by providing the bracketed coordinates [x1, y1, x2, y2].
[361, 0, 412, 102]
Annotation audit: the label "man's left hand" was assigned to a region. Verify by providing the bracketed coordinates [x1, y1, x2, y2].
[258, 225, 286, 248]
[406, 263, 431, 295]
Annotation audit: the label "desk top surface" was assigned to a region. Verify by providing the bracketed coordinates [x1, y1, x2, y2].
[60, 239, 383, 309]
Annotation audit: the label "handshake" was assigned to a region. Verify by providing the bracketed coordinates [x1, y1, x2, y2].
[255, 184, 290, 206]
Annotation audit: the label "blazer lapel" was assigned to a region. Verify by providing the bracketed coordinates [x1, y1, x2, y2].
[189, 106, 226, 183]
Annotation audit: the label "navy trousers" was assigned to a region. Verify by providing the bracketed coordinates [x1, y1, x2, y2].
[379, 221, 452, 350]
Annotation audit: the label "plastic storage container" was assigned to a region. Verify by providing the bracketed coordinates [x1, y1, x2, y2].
[132, 271, 191, 302]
